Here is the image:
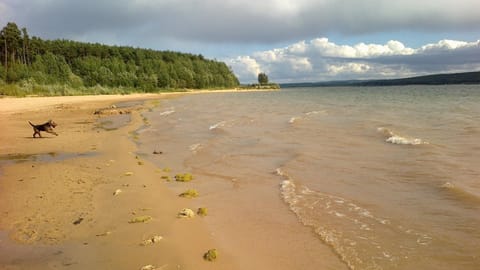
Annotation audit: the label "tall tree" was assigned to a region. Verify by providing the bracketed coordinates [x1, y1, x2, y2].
[0, 22, 22, 80]
[21, 27, 30, 65]
[0, 29, 6, 76]
[258, 72, 269, 84]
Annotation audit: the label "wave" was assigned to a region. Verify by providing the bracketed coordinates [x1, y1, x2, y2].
[276, 167, 431, 270]
[288, 110, 327, 124]
[305, 110, 327, 116]
[377, 127, 428, 145]
[209, 121, 227, 130]
[189, 143, 203, 154]
[441, 182, 480, 204]
[289, 117, 301, 124]
[159, 108, 175, 116]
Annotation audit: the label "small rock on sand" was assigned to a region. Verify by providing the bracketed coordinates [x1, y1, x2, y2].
[177, 208, 195, 218]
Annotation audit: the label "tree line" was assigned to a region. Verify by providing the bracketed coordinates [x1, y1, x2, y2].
[0, 22, 240, 94]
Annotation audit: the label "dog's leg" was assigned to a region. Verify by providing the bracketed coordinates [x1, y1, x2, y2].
[45, 127, 58, 136]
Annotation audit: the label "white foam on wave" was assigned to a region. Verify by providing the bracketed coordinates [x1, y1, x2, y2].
[386, 136, 426, 145]
[159, 108, 175, 116]
[289, 117, 301, 124]
[305, 110, 327, 116]
[377, 127, 428, 145]
[276, 167, 431, 270]
[189, 143, 203, 154]
[209, 121, 227, 130]
[441, 182, 455, 189]
[289, 110, 327, 124]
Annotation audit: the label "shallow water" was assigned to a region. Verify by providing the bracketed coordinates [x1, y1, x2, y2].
[0, 152, 96, 165]
[138, 86, 480, 269]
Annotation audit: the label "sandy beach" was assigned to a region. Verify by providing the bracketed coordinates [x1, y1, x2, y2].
[0, 93, 235, 270]
[0, 90, 352, 270]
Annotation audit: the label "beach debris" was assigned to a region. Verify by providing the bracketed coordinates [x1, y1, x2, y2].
[129, 215, 152, 224]
[177, 208, 195, 218]
[138, 161, 144, 165]
[197, 207, 208, 216]
[124, 172, 134, 176]
[141, 235, 163, 246]
[73, 217, 84, 225]
[140, 265, 156, 270]
[179, 189, 199, 198]
[175, 173, 193, 182]
[203, 249, 218, 261]
[163, 167, 171, 172]
[113, 189, 122, 196]
[152, 150, 163, 155]
[96, 231, 112, 237]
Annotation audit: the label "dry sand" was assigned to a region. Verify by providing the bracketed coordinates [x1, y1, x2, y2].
[0, 93, 234, 270]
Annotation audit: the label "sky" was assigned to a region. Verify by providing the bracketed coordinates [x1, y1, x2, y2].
[1, 0, 480, 83]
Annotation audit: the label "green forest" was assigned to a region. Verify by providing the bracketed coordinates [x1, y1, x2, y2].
[0, 22, 240, 96]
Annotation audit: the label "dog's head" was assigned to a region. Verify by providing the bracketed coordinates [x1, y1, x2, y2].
[48, 120, 57, 128]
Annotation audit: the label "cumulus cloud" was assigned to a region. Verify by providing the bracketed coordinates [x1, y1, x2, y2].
[227, 39, 480, 83]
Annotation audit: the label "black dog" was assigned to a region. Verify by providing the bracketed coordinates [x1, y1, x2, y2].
[28, 120, 58, 138]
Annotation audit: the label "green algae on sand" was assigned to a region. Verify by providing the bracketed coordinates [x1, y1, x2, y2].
[175, 173, 193, 182]
[179, 189, 199, 198]
[203, 249, 218, 261]
[128, 215, 152, 223]
[197, 207, 208, 216]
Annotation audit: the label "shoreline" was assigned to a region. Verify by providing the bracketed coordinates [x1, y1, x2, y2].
[0, 92, 238, 269]
[0, 88, 347, 270]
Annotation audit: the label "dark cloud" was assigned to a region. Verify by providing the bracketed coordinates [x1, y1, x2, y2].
[2, 0, 479, 82]
[2, 0, 480, 45]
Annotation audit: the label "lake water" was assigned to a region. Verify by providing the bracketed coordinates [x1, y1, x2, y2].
[138, 85, 480, 270]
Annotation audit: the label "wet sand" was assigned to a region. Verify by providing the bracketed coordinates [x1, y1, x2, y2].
[0, 93, 233, 270]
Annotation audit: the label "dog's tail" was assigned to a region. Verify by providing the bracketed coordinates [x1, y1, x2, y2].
[28, 121, 35, 127]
